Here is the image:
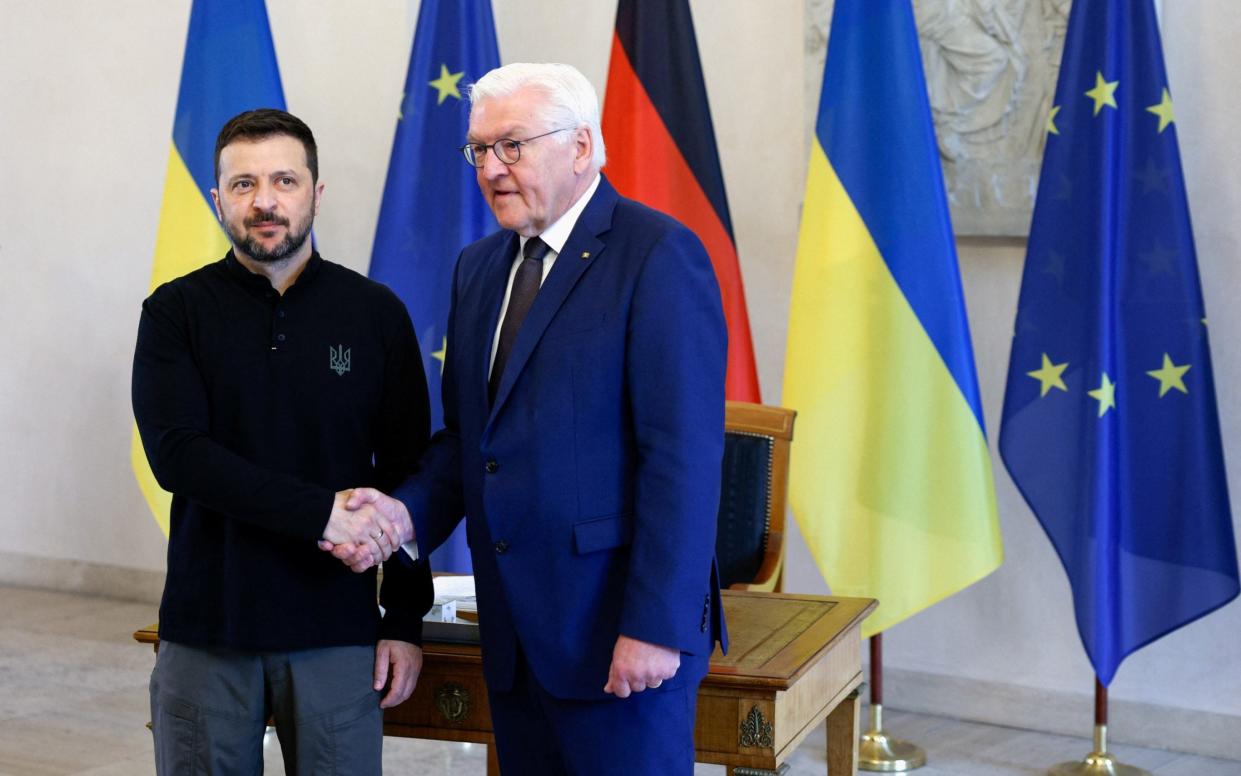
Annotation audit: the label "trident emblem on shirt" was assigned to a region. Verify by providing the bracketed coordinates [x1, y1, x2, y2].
[329, 345, 351, 376]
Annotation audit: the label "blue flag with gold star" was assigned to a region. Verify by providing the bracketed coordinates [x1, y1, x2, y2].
[999, 0, 1239, 686]
[368, 0, 499, 573]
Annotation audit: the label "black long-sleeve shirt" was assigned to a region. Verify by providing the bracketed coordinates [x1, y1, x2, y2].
[132, 251, 432, 651]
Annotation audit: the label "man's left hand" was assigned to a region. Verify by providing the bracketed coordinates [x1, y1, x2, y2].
[374, 639, 423, 708]
[603, 635, 680, 698]
[318, 539, 379, 573]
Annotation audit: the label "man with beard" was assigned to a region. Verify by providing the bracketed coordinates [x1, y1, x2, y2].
[131, 109, 433, 775]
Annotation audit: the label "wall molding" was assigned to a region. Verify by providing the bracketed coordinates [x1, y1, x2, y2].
[0, 550, 163, 605]
[885, 666, 1241, 762]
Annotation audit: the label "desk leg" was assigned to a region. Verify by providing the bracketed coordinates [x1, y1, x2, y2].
[486, 742, 500, 776]
[826, 690, 860, 776]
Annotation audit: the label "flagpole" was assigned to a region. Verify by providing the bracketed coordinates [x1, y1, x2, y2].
[1046, 679, 1150, 776]
[859, 634, 925, 772]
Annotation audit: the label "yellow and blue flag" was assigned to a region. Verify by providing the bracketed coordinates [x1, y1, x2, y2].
[999, 0, 1238, 686]
[367, 0, 499, 573]
[783, 0, 1002, 638]
[131, 0, 286, 535]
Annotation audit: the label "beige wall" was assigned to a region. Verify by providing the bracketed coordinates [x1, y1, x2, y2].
[1, 0, 1238, 754]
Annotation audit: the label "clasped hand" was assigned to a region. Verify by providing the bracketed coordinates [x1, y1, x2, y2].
[318, 488, 413, 573]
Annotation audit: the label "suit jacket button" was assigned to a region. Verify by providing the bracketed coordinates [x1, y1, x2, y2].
[495, 540, 509, 554]
[484, 460, 498, 474]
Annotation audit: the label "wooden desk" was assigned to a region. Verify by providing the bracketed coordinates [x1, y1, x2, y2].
[135, 590, 875, 775]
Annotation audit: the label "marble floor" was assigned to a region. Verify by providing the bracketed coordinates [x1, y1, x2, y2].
[1, 585, 1237, 776]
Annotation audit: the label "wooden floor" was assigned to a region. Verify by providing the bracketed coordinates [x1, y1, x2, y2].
[1, 585, 1236, 775]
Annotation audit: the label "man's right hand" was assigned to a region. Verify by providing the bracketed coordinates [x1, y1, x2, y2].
[319, 489, 415, 572]
[320, 490, 413, 569]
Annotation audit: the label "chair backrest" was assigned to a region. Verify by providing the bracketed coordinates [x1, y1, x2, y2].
[715, 401, 796, 591]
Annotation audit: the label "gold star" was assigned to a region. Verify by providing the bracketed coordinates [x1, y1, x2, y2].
[1087, 372, 1117, 417]
[431, 337, 447, 373]
[1085, 71, 1119, 116]
[1027, 354, 1069, 397]
[1146, 353, 1190, 397]
[1014, 307, 1038, 336]
[1138, 241, 1177, 277]
[1052, 172, 1073, 202]
[1041, 250, 1066, 284]
[1146, 88, 1175, 133]
[1134, 156, 1168, 194]
[1047, 105, 1061, 135]
[428, 64, 464, 106]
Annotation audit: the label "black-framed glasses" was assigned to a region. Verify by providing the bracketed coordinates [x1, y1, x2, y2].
[459, 128, 571, 167]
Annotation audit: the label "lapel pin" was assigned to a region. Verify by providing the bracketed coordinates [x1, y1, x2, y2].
[581, 251, 590, 259]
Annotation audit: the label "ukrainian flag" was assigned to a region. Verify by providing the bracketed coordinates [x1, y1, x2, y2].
[131, 0, 286, 535]
[783, 0, 1002, 637]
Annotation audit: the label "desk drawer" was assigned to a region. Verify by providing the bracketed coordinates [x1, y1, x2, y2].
[385, 665, 493, 736]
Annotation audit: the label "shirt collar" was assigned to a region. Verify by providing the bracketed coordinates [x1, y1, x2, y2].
[225, 249, 323, 296]
[521, 173, 601, 257]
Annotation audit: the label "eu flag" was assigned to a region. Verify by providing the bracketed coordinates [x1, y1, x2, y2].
[999, 0, 1239, 686]
[368, 0, 499, 573]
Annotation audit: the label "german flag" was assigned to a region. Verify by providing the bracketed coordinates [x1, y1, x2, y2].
[602, 0, 760, 402]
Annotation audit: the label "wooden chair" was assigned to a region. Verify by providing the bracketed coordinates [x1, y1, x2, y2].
[716, 401, 796, 592]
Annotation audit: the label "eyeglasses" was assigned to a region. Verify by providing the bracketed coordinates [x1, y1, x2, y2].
[459, 128, 571, 168]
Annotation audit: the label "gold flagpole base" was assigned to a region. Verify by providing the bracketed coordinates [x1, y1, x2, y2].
[1047, 725, 1151, 776]
[858, 704, 926, 772]
[1046, 754, 1150, 776]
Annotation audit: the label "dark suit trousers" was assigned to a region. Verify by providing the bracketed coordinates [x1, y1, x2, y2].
[487, 647, 708, 775]
[149, 641, 382, 776]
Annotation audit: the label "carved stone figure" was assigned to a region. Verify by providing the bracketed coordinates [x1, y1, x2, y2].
[805, 0, 1071, 235]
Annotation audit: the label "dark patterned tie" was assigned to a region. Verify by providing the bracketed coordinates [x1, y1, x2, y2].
[489, 237, 549, 404]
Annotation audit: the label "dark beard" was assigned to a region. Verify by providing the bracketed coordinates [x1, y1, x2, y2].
[230, 212, 313, 264]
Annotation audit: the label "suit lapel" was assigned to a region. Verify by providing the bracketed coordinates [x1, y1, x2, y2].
[487, 178, 619, 421]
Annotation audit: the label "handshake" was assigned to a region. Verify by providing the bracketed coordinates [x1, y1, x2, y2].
[318, 488, 413, 573]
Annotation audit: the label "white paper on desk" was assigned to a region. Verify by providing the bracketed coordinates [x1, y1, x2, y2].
[433, 575, 477, 613]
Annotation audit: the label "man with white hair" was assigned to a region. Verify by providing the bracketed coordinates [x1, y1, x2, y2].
[338, 62, 727, 773]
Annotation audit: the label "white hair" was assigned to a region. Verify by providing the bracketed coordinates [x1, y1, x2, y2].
[469, 62, 607, 170]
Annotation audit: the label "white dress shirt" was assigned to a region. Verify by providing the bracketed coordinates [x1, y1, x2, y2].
[402, 173, 602, 564]
[488, 173, 602, 375]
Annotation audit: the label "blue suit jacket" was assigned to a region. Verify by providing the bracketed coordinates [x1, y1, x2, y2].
[398, 176, 728, 699]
